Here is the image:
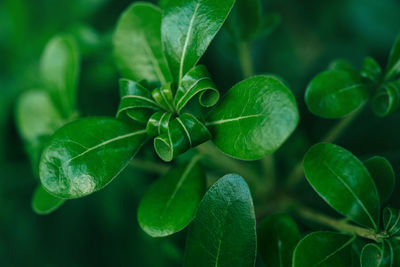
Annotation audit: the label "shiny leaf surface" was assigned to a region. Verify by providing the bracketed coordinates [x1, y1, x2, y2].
[32, 185, 65, 215]
[40, 35, 79, 118]
[162, 0, 235, 85]
[303, 143, 380, 230]
[207, 75, 299, 160]
[364, 156, 395, 204]
[257, 213, 300, 267]
[305, 69, 369, 118]
[293, 232, 355, 267]
[184, 174, 256, 267]
[113, 2, 172, 85]
[360, 241, 398, 267]
[138, 157, 205, 237]
[39, 117, 148, 199]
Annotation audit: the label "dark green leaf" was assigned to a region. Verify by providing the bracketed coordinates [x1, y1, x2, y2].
[162, 0, 235, 85]
[113, 3, 172, 85]
[207, 75, 299, 160]
[32, 185, 65, 215]
[225, 0, 262, 41]
[360, 241, 397, 267]
[305, 69, 369, 118]
[303, 143, 380, 230]
[383, 208, 400, 237]
[39, 117, 148, 199]
[138, 157, 205, 237]
[360, 57, 382, 84]
[293, 232, 355, 267]
[372, 80, 400, 117]
[40, 35, 79, 118]
[184, 174, 256, 267]
[257, 213, 300, 267]
[385, 35, 400, 81]
[364, 156, 395, 204]
[328, 59, 356, 71]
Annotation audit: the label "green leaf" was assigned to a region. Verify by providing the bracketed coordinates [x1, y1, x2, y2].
[385, 35, 400, 81]
[303, 143, 380, 230]
[257, 213, 300, 267]
[364, 156, 395, 204]
[383, 208, 400, 237]
[360, 241, 397, 267]
[207, 75, 299, 160]
[138, 157, 205, 237]
[162, 0, 235, 86]
[360, 57, 383, 84]
[328, 59, 356, 71]
[184, 174, 256, 267]
[16, 90, 65, 176]
[32, 185, 65, 215]
[293, 232, 355, 267]
[40, 35, 79, 118]
[372, 80, 400, 117]
[305, 69, 369, 118]
[39, 117, 148, 199]
[113, 2, 172, 85]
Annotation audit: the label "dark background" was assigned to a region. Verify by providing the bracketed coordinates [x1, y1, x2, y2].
[0, 0, 399, 266]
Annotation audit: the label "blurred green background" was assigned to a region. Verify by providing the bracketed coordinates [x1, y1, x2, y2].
[0, 0, 399, 266]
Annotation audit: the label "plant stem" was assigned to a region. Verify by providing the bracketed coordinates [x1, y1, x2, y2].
[294, 203, 386, 242]
[130, 159, 169, 174]
[285, 108, 363, 190]
[238, 41, 254, 78]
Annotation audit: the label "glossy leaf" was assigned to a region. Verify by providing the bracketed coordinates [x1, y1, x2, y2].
[174, 65, 219, 112]
[293, 232, 355, 267]
[360, 57, 382, 85]
[32, 185, 65, 215]
[385, 35, 400, 80]
[257, 213, 300, 267]
[305, 69, 369, 118]
[39, 117, 148, 199]
[40, 35, 79, 118]
[364, 156, 395, 204]
[383, 208, 400, 237]
[138, 157, 205, 237]
[113, 3, 172, 85]
[372, 80, 400, 117]
[184, 174, 256, 267]
[360, 241, 398, 267]
[303, 143, 380, 230]
[162, 0, 235, 85]
[207, 75, 299, 160]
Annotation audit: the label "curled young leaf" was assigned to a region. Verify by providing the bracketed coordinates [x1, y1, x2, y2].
[305, 69, 369, 118]
[361, 57, 383, 85]
[383, 208, 400, 237]
[174, 65, 219, 112]
[257, 213, 300, 267]
[385, 35, 400, 81]
[293, 231, 355, 267]
[39, 117, 148, 199]
[162, 0, 235, 85]
[184, 174, 257, 267]
[207, 75, 299, 160]
[372, 80, 400, 117]
[40, 35, 79, 118]
[113, 2, 172, 85]
[361, 240, 399, 267]
[303, 143, 380, 230]
[32, 185, 65, 215]
[364, 156, 395, 204]
[138, 157, 205, 237]
[116, 79, 162, 124]
[154, 113, 211, 162]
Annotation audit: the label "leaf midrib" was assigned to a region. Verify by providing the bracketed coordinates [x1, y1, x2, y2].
[323, 162, 377, 229]
[314, 235, 355, 266]
[206, 114, 262, 126]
